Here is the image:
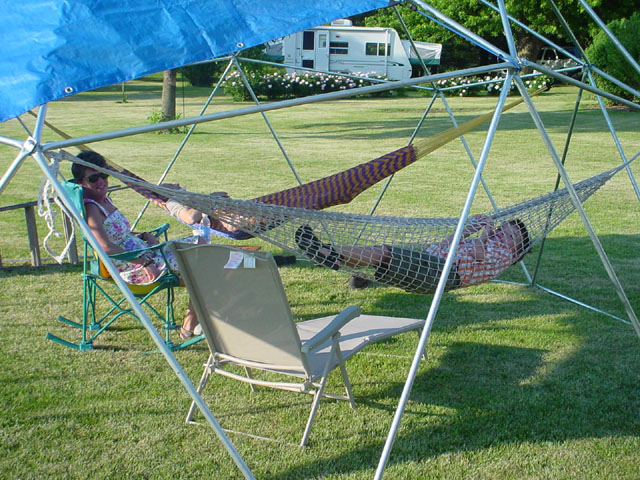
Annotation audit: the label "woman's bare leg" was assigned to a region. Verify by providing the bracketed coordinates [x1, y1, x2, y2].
[180, 301, 198, 338]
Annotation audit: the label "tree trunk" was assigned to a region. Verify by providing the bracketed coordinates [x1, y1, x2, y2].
[161, 69, 177, 122]
[516, 33, 544, 74]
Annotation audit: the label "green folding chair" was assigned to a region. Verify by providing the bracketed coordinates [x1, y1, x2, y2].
[46, 180, 202, 351]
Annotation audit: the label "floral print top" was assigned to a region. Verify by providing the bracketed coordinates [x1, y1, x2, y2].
[84, 198, 198, 285]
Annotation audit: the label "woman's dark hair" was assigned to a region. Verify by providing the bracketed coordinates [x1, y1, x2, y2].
[507, 218, 531, 264]
[71, 151, 107, 182]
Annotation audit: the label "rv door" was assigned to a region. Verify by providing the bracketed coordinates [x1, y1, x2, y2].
[315, 30, 329, 71]
[300, 30, 315, 69]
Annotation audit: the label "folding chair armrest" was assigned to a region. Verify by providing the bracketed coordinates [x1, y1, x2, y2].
[301, 305, 361, 353]
[148, 223, 170, 240]
[108, 241, 167, 262]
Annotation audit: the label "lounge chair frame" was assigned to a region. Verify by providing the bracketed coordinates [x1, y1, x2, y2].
[171, 242, 424, 446]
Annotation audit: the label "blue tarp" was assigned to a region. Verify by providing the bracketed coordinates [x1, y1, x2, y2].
[0, 0, 390, 123]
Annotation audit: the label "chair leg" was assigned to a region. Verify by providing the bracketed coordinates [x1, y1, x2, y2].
[300, 342, 338, 447]
[244, 367, 258, 392]
[335, 347, 356, 409]
[185, 354, 214, 424]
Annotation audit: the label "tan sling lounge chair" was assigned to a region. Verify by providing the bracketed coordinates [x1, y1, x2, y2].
[169, 242, 424, 446]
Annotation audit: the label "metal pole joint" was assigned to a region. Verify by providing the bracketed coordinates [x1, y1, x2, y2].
[22, 137, 38, 156]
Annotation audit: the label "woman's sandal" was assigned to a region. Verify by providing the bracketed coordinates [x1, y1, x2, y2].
[295, 225, 343, 271]
[179, 327, 195, 340]
[180, 324, 203, 340]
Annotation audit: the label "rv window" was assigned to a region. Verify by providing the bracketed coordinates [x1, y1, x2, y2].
[318, 34, 327, 49]
[365, 42, 391, 56]
[329, 41, 348, 55]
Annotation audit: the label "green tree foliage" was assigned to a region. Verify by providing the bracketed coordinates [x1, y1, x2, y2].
[181, 46, 280, 87]
[585, 12, 640, 104]
[364, 1, 635, 71]
[181, 61, 225, 87]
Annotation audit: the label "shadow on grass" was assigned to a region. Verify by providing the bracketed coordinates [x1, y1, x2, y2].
[267, 236, 639, 478]
[273, 331, 640, 479]
[291, 107, 638, 145]
[0, 262, 82, 277]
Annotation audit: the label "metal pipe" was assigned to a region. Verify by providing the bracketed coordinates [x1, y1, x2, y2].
[41, 63, 514, 152]
[24, 104, 255, 478]
[514, 75, 640, 340]
[16, 116, 34, 137]
[479, 0, 584, 65]
[32, 105, 47, 142]
[497, 0, 518, 59]
[547, 0, 587, 60]
[0, 135, 24, 149]
[585, 70, 640, 202]
[544, 2, 640, 99]
[0, 146, 32, 195]
[394, 4, 431, 77]
[31, 146, 256, 480]
[131, 58, 236, 230]
[531, 76, 585, 285]
[521, 60, 640, 111]
[232, 56, 303, 185]
[534, 284, 630, 325]
[409, 0, 513, 64]
[375, 71, 515, 479]
[578, 0, 640, 77]
[435, 68, 577, 93]
[494, 279, 633, 325]
[589, 65, 640, 99]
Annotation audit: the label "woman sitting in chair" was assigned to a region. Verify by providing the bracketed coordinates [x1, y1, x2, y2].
[73, 150, 204, 339]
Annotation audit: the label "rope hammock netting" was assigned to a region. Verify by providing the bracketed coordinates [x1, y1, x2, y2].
[57, 151, 632, 294]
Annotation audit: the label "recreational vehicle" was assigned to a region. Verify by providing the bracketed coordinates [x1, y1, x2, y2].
[277, 19, 441, 81]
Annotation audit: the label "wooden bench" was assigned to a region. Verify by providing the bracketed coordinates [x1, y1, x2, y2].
[0, 200, 77, 268]
[0, 185, 128, 269]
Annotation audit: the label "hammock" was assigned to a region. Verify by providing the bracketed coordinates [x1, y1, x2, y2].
[68, 155, 632, 294]
[51, 91, 532, 241]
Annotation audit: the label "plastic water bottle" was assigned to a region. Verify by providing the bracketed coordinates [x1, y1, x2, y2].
[194, 214, 211, 243]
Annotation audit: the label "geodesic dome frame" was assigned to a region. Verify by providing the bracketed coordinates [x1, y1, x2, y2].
[1, 1, 639, 478]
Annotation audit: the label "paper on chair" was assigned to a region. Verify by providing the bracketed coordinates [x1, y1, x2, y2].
[243, 253, 256, 268]
[224, 251, 244, 269]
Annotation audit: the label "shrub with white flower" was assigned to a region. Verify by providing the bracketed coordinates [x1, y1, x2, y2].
[432, 74, 551, 97]
[222, 70, 392, 101]
[222, 69, 551, 101]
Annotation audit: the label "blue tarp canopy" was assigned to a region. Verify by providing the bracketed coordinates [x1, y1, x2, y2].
[0, 0, 390, 123]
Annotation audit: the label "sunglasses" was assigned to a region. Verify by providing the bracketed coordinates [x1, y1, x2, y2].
[85, 173, 109, 183]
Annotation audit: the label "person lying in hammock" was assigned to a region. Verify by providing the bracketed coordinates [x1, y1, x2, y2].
[295, 215, 531, 293]
[73, 151, 205, 340]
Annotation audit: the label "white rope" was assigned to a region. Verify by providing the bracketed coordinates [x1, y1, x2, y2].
[37, 153, 75, 264]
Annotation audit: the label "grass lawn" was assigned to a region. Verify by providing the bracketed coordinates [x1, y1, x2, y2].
[0, 76, 639, 479]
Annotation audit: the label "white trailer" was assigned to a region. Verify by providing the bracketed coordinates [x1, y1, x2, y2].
[279, 20, 441, 81]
